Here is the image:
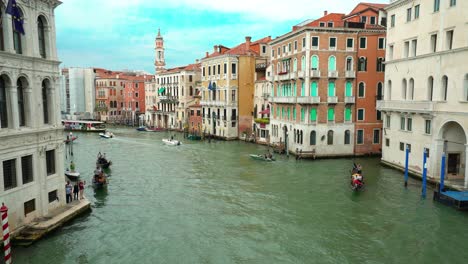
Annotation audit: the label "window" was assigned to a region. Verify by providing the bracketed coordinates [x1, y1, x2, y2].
[328, 56, 336, 71]
[373, 129, 380, 144]
[407, 118, 412, 131]
[3, 159, 17, 190]
[38, 16, 47, 58]
[386, 114, 391, 128]
[357, 109, 365, 121]
[377, 58, 385, 72]
[310, 108, 317, 121]
[407, 8, 412, 22]
[310, 131, 316, 145]
[311, 37, 319, 49]
[24, 199, 36, 216]
[42, 80, 49, 124]
[288, 43, 292, 52]
[358, 82, 365, 98]
[434, 0, 440, 12]
[328, 82, 335, 96]
[346, 38, 353, 49]
[329, 37, 336, 50]
[262, 45, 266, 54]
[425, 120, 432, 134]
[427, 76, 434, 101]
[370, 16, 376, 25]
[345, 81, 352, 96]
[346, 57, 353, 71]
[328, 108, 334, 121]
[361, 16, 367, 23]
[450, 0, 456, 7]
[378, 38, 385, 49]
[217, 64, 221, 75]
[404, 41, 410, 58]
[407, 144, 412, 153]
[377, 83, 383, 100]
[17, 79, 25, 126]
[414, 5, 420, 19]
[411, 39, 417, 56]
[446, 30, 453, 50]
[431, 34, 437, 52]
[231, 63, 237, 74]
[327, 130, 334, 145]
[21, 155, 33, 184]
[327, 22, 333, 28]
[385, 138, 390, 147]
[271, 50, 274, 57]
[344, 130, 351, 144]
[389, 45, 394, 60]
[319, 22, 325, 27]
[442, 75, 448, 101]
[425, 148, 430, 158]
[294, 40, 297, 51]
[408, 78, 414, 100]
[400, 142, 405, 151]
[48, 190, 58, 203]
[359, 37, 366, 49]
[311, 55, 319, 70]
[300, 108, 305, 121]
[302, 37, 306, 48]
[358, 57, 367, 71]
[46, 149, 55, 175]
[390, 14, 395, 27]
[400, 116, 405, 130]
[12, 7, 23, 55]
[345, 107, 352, 121]
[357, 130, 364, 144]
[402, 79, 407, 100]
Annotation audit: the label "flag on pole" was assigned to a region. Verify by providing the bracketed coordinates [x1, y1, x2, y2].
[6, 0, 24, 35]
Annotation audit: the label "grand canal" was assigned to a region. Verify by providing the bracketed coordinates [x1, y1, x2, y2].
[13, 127, 468, 263]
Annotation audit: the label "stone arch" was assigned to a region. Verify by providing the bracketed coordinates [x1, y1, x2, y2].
[437, 121, 467, 181]
[17, 75, 30, 127]
[0, 74, 13, 128]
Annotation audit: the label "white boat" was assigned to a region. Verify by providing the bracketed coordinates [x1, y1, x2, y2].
[65, 170, 80, 180]
[99, 132, 114, 138]
[162, 138, 181, 146]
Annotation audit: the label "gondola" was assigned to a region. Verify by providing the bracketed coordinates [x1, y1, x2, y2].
[350, 167, 364, 191]
[92, 173, 108, 189]
[96, 156, 112, 169]
[249, 154, 275, 162]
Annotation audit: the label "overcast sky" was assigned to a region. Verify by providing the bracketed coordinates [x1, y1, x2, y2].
[56, 0, 389, 73]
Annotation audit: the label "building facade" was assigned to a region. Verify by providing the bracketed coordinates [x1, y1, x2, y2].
[200, 36, 271, 139]
[59, 67, 96, 120]
[144, 77, 157, 127]
[0, 0, 66, 231]
[269, 3, 386, 157]
[95, 69, 126, 123]
[253, 61, 272, 144]
[122, 76, 147, 126]
[377, 0, 468, 187]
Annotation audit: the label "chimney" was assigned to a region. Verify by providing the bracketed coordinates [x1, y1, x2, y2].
[245, 36, 252, 50]
[206, 51, 209, 57]
[214, 45, 218, 53]
[195, 59, 199, 63]
[324, 10, 328, 16]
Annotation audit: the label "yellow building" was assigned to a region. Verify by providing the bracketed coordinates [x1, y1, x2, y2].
[200, 36, 270, 139]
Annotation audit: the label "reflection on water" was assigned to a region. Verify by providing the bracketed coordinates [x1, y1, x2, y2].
[93, 188, 108, 208]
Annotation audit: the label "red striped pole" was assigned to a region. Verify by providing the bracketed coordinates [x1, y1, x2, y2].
[1, 203, 11, 264]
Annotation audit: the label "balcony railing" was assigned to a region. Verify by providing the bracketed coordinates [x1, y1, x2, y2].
[327, 96, 338, 104]
[290, 72, 297, 80]
[345, 71, 356, 78]
[376, 100, 438, 114]
[298, 71, 306, 79]
[344, 96, 355, 104]
[310, 70, 320, 78]
[271, 96, 296, 104]
[328, 71, 338, 78]
[297, 96, 320, 104]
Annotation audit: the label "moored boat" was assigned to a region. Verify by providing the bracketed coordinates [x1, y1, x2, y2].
[162, 138, 181, 146]
[249, 154, 275, 161]
[145, 127, 165, 132]
[187, 134, 202, 140]
[65, 170, 80, 180]
[136, 126, 146, 131]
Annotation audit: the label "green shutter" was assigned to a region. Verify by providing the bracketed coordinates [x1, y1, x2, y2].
[288, 108, 291, 120]
[310, 108, 317, 121]
[301, 82, 305, 96]
[345, 107, 352, 121]
[328, 108, 335, 121]
[345, 81, 352, 97]
[311, 56, 318, 69]
[311, 82, 318, 97]
[276, 107, 279, 117]
[328, 56, 336, 71]
[293, 108, 296, 120]
[301, 108, 305, 121]
[328, 82, 335, 96]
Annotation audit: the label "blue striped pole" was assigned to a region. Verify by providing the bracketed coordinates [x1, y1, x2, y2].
[404, 146, 409, 187]
[422, 149, 427, 198]
[439, 153, 446, 193]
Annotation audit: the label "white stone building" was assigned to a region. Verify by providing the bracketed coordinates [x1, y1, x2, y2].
[59, 67, 96, 120]
[377, 0, 468, 187]
[253, 61, 273, 144]
[0, 0, 66, 231]
[144, 77, 157, 127]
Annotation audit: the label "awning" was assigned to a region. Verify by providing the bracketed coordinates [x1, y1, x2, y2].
[259, 108, 270, 115]
[158, 87, 165, 93]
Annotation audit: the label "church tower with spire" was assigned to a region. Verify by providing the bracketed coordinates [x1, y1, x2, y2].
[154, 28, 166, 74]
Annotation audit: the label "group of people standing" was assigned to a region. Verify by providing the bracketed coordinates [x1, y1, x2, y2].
[65, 180, 85, 203]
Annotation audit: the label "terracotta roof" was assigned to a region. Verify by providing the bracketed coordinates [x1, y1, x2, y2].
[300, 13, 346, 28]
[347, 2, 388, 17]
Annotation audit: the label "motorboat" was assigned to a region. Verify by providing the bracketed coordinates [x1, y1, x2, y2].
[136, 126, 146, 131]
[145, 127, 165, 132]
[162, 138, 181, 146]
[65, 170, 80, 180]
[99, 131, 114, 138]
[249, 154, 275, 161]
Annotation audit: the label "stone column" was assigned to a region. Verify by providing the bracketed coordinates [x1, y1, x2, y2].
[23, 88, 33, 128]
[47, 88, 56, 126]
[7, 85, 19, 129]
[2, 14, 14, 53]
[430, 139, 445, 180]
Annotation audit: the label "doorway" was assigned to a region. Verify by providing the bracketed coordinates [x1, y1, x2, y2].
[447, 153, 460, 175]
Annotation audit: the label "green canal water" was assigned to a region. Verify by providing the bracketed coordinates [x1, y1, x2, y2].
[13, 127, 468, 263]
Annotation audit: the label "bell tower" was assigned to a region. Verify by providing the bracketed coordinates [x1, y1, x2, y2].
[155, 28, 166, 74]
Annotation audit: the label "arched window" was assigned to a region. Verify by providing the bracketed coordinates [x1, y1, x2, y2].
[17, 78, 25, 126]
[301, 55, 306, 70]
[328, 81, 335, 96]
[346, 57, 353, 71]
[377, 82, 383, 100]
[311, 55, 319, 70]
[464, 74, 468, 101]
[387, 80, 392, 100]
[377, 58, 385, 72]
[310, 81, 318, 97]
[300, 131, 303, 144]
[310, 131, 316, 145]
[277, 62, 280, 74]
[12, 6, 24, 54]
[293, 58, 297, 72]
[427, 76, 434, 101]
[254, 104, 257, 118]
[38, 16, 47, 58]
[358, 82, 365, 98]
[0, 6, 4, 51]
[189, 86, 193, 96]
[442, 75, 448, 101]
[344, 130, 351, 145]
[327, 130, 334, 145]
[328, 56, 336, 71]
[0, 76, 8, 128]
[409, 78, 414, 100]
[42, 80, 49, 124]
[358, 57, 367, 71]
[345, 81, 352, 97]
[402, 79, 407, 100]
[293, 129, 297, 142]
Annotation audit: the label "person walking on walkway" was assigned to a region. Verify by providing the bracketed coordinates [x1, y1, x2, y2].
[65, 181, 72, 203]
[73, 183, 79, 201]
[79, 181, 85, 199]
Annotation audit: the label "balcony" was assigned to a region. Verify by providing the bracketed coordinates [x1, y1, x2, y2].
[344, 96, 355, 104]
[298, 71, 306, 79]
[159, 95, 179, 103]
[310, 70, 320, 78]
[328, 71, 338, 78]
[376, 100, 438, 114]
[290, 72, 297, 80]
[345, 71, 356, 78]
[271, 96, 296, 104]
[327, 96, 338, 104]
[262, 93, 270, 100]
[232, 74, 237, 80]
[278, 73, 291, 81]
[297, 96, 320, 104]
